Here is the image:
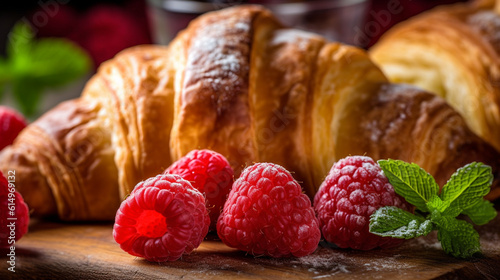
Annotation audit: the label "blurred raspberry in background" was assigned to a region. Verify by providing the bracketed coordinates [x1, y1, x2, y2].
[27, 0, 152, 69]
[66, 5, 151, 67]
[32, 4, 79, 38]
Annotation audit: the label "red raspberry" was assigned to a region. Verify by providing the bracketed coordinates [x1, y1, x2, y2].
[69, 5, 151, 68]
[165, 149, 233, 230]
[217, 162, 320, 258]
[0, 171, 30, 248]
[30, 5, 79, 38]
[113, 174, 210, 262]
[0, 106, 27, 151]
[313, 156, 412, 250]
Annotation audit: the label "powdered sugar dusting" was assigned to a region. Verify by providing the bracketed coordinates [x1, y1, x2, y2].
[362, 255, 417, 272]
[271, 29, 322, 51]
[234, 21, 250, 32]
[298, 253, 350, 278]
[415, 235, 443, 250]
[297, 252, 348, 268]
[183, 13, 252, 113]
[188, 31, 243, 92]
[263, 248, 352, 278]
[366, 120, 382, 142]
[267, 247, 423, 278]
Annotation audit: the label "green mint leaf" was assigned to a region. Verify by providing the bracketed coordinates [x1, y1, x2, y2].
[435, 216, 481, 258]
[461, 200, 497, 225]
[378, 159, 439, 212]
[12, 78, 43, 117]
[0, 61, 6, 101]
[0, 57, 9, 82]
[21, 38, 92, 88]
[440, 162, 493, 217]
[7, 21, 33, 58]
[369, 206, 433, 239]
[5, 21, 91, 117]
[426, 195, 450, 213]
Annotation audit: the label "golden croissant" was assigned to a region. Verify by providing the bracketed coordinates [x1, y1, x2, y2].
[370, 0, 500, 153]
[1, 5, 498, 221]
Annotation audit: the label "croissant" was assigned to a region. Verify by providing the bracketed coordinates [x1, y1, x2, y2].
[370, 0, 500, 153]
[1, 5, 499, 221]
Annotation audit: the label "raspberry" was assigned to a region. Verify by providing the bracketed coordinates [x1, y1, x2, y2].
[69, 5, 151, 68]
[0, 106, 27, 151]
[113, 174, 210, 262]
[165, 149, 234, 230]
[0, 171, 30, 248]
[217, 162, 320, 258]
[313, 156, 412, 250]
[31, 5, 79, 38]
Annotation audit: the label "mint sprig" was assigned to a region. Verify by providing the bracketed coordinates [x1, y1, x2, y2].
[379, 160, 439, 212]
[435, 216, 480, 258]
[370, 206, 433, 239]
[462, 200, 497, 225]
[1, 22, 92, 117]
[370, 160, 497, 259]
[439, 162, 492, 217]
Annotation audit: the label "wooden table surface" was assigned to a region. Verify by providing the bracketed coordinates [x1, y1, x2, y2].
[1, 211, 499, 280]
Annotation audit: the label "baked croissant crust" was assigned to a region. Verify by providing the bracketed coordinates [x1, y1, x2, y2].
[370, 0, 500, 153]
[1, 5, 499, 221]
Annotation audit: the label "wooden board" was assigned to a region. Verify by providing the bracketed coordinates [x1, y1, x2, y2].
[1, 212, 499, 280]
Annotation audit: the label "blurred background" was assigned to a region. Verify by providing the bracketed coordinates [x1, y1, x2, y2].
[0, 0, 466, 119]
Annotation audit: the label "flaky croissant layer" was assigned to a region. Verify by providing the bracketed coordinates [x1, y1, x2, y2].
[371, 0, 500, 153]
[1, 5, 499, 221]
